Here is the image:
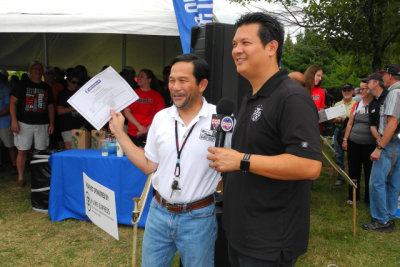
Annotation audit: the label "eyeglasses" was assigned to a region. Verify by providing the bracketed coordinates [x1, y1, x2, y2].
[342, 88, 353, 92]
[360, 87, 368, 90]
[70, 80, 79, 84]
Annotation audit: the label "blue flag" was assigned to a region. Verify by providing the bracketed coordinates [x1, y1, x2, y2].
[172, 0, 213, 53]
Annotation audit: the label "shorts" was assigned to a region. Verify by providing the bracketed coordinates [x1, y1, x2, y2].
[14, 121, 49, 151]
[0, 127, 14, 148]
[61, 130, 72, 142]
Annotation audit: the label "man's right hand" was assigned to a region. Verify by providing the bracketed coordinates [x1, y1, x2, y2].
[11, 120, 19, 133]
[109, 109, 125, 137]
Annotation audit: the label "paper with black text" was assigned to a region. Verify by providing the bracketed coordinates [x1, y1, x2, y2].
[68, 66, 138, 130]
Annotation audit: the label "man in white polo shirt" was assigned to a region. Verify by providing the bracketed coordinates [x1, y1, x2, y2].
[110, 53, 229, 266]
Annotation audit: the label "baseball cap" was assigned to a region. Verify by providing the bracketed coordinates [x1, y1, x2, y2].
[362, 72, 383, 83]
[342, 83, 353, 91]
[378, 64, 400, 76]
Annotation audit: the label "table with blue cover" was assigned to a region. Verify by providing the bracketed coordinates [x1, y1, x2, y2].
[48, 149, 151, 227]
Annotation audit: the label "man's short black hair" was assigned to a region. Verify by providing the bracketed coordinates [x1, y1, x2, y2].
[171, 53, 209, 84]
[235, 12, 284, 63]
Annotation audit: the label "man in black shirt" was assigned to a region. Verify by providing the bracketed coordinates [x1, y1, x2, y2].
[207, 12, 322, 266]
[365, 73, 388, 142]
[10, 61, 54, 187]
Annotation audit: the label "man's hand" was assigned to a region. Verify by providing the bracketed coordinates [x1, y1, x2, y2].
[109, 109, 125, 137]
[11, 120, 19, 133]
[48, 123, 54, 135]
[137, 124, 148, 137]
[207, 147, 243, 173]
[370, 148, 382, 161]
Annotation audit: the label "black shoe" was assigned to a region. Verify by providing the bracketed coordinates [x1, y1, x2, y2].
[362, 220, 394, 233]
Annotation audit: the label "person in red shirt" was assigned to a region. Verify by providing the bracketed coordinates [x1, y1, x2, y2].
[123, 69, 165, 147]
[305, 65, 326, 111]
[305, 65, 326, 133]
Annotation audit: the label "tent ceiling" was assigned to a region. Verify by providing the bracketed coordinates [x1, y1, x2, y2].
[0, 0, 179, 36]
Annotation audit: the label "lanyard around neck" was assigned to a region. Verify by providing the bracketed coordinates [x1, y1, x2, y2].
[174, 120, 197, 177]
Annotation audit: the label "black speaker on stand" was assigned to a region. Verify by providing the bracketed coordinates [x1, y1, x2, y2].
[190, 22, 249, 267]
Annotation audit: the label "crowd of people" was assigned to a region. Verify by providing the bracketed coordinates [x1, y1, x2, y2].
[0, 10, 399, 267]
[0, 62, 172, 187]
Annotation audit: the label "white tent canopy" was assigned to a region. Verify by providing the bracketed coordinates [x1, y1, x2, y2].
[0, 0, 182, 77]
[0, 0, 179, 35]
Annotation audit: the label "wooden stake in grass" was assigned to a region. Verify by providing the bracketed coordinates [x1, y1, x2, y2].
[132, 197, 140, 267]
[131, 174, 153, 267]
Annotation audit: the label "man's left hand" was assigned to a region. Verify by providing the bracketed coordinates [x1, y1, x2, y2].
[48, 124, 54, 135]
[207, 147, 242, 172]
[370, 148, 382, 161]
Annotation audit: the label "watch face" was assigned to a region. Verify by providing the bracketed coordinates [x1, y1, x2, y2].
[240, 159, 250, 172]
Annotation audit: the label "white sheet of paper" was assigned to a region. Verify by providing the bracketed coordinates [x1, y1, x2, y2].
[68, 66, 138, 130]
[318, 104, 347, 123]
[83, 172, 119, 240]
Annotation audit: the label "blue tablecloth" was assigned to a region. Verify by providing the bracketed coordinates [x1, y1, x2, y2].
[48, 149, 151, 227]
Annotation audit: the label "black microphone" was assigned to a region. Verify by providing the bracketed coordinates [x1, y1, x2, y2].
[211, 98, 234, 147]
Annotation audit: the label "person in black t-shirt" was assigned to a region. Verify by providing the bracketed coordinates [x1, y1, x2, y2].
[56, 72, 86, 149]
[207, 13, 322, 266]
[10, 61, 55, 187]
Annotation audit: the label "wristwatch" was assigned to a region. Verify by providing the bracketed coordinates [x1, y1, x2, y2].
[240, 153, 251, 172]
[376, 145, 384, 150]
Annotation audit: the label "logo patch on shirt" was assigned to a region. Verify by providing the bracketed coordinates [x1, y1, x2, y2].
[301, 142, 309, 149]
[251, 105, 263, 122]
[199, 129, 216, 142]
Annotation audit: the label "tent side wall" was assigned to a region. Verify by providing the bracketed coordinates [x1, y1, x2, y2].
[0, 33, 182, 79]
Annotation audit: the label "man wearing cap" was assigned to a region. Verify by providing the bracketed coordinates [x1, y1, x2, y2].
[332, 83, 356, 185]
[362, 64, 400, 233]
[363, 72, 388, 142]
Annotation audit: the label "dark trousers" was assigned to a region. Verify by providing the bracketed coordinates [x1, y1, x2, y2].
[228, 244, 297, 267]
[128, 134, 147, 148]
[347, 140, 375, 203]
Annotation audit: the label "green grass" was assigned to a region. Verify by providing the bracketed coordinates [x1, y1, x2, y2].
[0, 146, 399, 266]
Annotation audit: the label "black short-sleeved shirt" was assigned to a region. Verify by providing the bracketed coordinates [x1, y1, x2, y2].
[369, 89, 389, 127]
[223, 69, 322, 262]
[56, 89, 86, 132]
[11, 80, 54, 125]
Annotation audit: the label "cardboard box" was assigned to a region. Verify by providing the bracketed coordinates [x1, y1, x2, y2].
[71, 128, 91, 149]
[91, 130, 107, 149]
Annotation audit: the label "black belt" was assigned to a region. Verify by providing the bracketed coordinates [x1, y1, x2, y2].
[154, 191, 214, 213]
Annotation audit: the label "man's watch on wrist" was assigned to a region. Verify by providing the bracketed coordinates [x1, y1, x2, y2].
[240, 153, 251, 172]
[376, 145, 384, 150]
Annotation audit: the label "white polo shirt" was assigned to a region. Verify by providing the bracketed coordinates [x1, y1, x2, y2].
[145, 98, 228, 204]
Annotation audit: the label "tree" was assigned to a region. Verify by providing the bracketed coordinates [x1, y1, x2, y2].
[229, 0, 400, 71]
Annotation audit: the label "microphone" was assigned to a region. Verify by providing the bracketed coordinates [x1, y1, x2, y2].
[211, 98, 234, 147]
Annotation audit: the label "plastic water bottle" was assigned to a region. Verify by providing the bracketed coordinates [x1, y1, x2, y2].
[116, 141, 123, 157]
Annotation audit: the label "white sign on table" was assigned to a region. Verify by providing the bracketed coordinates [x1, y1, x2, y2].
[83, 172, 119, 240]
[68, 66, 138, 130]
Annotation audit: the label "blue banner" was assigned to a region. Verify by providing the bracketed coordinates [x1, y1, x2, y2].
[172, 0, 213, 53]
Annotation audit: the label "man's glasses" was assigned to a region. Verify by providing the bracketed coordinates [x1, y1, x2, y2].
[360, 87, 368, 91]
[70, 80, 79, 84]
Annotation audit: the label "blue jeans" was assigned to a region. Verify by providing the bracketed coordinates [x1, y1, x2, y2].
[369, 139, 400, 223]
[333, 127, 345, 181]
[142, 197, 217, 267]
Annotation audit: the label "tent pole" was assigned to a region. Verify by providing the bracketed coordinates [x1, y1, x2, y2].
[122, 34, 127, 69]
[43, 33, 48, 68]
